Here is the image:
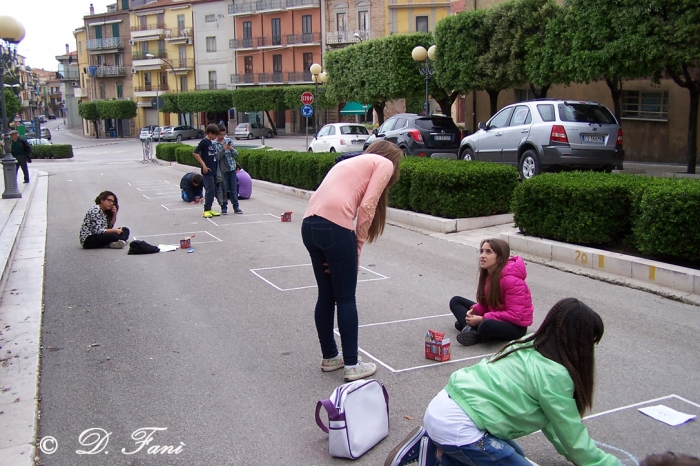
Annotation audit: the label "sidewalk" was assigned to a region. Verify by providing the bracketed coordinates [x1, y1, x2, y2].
[0, 170, 48, 466]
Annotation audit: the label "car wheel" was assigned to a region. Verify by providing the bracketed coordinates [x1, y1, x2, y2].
[176, 135, 182, 143]
[266, 131, 273, 138]
[461, 147, 474, 161]
[197, 131, 204, 138]
[519, 150, 541, 179]
[247, 133, 254, 140]
[329, 147, 336, 153]
[401, 146, 410, 157]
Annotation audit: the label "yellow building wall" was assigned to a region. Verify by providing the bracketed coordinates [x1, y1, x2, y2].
[131, 4, 196, 130]
[387, 1, 451, 34]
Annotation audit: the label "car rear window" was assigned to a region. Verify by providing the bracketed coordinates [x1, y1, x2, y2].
[340, 126, 369, 135]
[236, 124, 247, 129]
[414, 117, 458, 130]
[558, 103, 617, 124]
[537, 104, 556, 122]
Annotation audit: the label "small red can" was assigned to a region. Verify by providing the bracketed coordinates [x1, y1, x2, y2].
[180, 235, 194, 249]
[425, 329, 451, 362]
[281, 211, 292, 222]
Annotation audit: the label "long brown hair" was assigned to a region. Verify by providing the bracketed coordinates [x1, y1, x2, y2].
[490, 298, 605, 416]
[476, 238, 510, 308]
[364, 140, 402, 243]
[95, 191, 118, 224]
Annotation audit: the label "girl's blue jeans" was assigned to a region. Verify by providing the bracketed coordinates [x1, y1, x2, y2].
[301, 215, 359, 365]
[435, 434, 530, 466]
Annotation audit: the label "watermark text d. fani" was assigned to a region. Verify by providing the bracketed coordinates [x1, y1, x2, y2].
[39, 427, 185, 456]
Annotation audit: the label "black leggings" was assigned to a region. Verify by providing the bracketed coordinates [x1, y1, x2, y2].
[83, 227, 130, 249]
[449, 296, 527, 342]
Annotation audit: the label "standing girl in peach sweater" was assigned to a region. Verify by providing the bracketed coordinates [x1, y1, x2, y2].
[302, 140, 402, 382]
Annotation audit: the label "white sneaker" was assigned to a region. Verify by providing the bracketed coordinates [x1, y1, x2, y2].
[344, 361, 377, 382]
[110, 240, 126, 249]
[321, 353, 344, 372]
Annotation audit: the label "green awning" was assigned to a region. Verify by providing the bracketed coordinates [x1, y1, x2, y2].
[340, 102, 371, 115]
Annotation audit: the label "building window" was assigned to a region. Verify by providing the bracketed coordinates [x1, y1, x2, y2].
[156, 13, 164, 28]
[302, 15, 312, 33]
[303, 52, 313, 70]
[115, 53, 123, 66]
[229, 39, 235, 49]
[121, 0, 129, 10]
[157, 40, 165, 52]
[139, 15, 147, 30]
[622, 90, 669, 121]
[208, 71, 217, 89]
[336, 13, 346, 32]
[205, 14, 216, 23]
[516, 89, 536, 102]
[177, 14, 185, 31]
[78, 41, 82, 55]
[116, 83, 123, 98]
[97, 55, 105, 66]
[206, 36, 216, 52]
[99, 83, 105, 99]
[243, 21, 252, 38]
[180, 75, 188, 91]
[358, 11, 369, 31]
[271, 18, 281, 45]
[416, 16, 428, 33]
[244, 56, 253, 74]
[112, 23, 120, 38]
[95, 25, 103, 39]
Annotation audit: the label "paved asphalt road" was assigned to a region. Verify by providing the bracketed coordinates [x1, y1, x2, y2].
[31, 122, 700, 465]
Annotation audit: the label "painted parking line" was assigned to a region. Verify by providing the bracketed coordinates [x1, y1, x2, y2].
[207, 213, 280, 226]
[128, 180, 172, 188]
[161, 202, 202, 211]
[250, 263, 389, 291]
[133, 230, 222, 245]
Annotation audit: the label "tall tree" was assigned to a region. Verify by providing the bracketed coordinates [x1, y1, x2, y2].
[3, 89, 21, 123]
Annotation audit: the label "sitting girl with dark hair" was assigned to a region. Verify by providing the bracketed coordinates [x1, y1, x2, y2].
[386, 298, 620, 466]
[79, 191, 130, 249]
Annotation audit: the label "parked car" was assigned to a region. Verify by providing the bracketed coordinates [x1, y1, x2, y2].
[234, 122, 273, 140]
[139, 125, 161, 141]
[159, 125, 204, 142]
[39, 115, 47, 123]
[308, 123, 370, 153]
[26, 138, 52, 146]
[362, 113, 461, 158]
[25, 128, 52, 140]
[48, 114, 56, 120]
[458, 99, 624, 179]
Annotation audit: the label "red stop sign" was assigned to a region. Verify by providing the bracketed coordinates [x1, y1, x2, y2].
[301, 92, 314, 105]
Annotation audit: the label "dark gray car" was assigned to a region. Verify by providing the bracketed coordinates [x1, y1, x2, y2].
[459, 99, 624, 178]
[159, 125, 204, 142]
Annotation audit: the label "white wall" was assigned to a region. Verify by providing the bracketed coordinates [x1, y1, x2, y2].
[193, 1, 234, 90]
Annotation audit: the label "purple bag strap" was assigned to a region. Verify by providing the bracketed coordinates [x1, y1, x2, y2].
[315, 398, 338, 434]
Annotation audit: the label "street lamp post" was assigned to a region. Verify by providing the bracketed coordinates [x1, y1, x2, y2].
[411, 45, 436, 116]
[146, 53, 180, 125]
[309, 63, 327, 135]
[0, 15, 26, 199]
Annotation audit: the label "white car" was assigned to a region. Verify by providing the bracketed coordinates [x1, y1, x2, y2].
[26, 138, 52, 146]
[308, 123, 370, 153]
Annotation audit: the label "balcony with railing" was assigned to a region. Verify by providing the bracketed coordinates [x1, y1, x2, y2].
[326, 29, 371, 45]
[230, 71, 312, 85]
[166, 58, 195, 70]
[164, 27, 193, 44]
[258, 72, 285, 83]
[134, 84, 169, 93]
[195, 83, 229, 90]
[57, 71, 80, 81]
[92, 66, 126, 77]
[130, 23, 167, 32]
[86, 37, 126, 51]
[228, 0, 317, 15]
[230, 38, 254, 49]
[286, 71, 312, 82]
[287, 32, 321, 45]
[130, 23, 167, 41]
[133, 50, 168, 60]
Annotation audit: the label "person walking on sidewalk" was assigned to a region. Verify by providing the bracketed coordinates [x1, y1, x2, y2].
[301, 140, 402, 382]
[79, 191, 130, 249]
[450, 238, 533, 346]
[192, 124, 224, 218]
[215, 124, 242, 214]
[9, 130, 31, 183]
[386, 298, 619, 466]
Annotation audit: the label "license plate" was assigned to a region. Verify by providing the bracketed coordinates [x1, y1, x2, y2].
[581, 135, 604, 143]
[351, 139, 365, 145]
[434, 135, 452, 141]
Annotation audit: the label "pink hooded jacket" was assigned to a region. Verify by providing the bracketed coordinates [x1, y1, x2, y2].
[471, 256, 534, 327]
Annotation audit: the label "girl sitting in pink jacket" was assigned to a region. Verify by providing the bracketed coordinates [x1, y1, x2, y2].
[451, 238, 534, 346]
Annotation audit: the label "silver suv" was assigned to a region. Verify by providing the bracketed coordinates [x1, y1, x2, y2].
[458, 99, 624, 178]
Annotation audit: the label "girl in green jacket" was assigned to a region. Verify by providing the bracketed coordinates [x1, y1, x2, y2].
[386, 298, 620, 466]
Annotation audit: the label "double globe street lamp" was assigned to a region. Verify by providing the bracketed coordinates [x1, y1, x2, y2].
[309, 63, 327, 134]
[0, 15, 26, 199]
[411, 45, 436, 117]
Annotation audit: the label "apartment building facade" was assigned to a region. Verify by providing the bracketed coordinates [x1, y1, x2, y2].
[228, 0, 321, 132]
[386, 0, 451, 34]
[55, 47, 81, 128]
[131, 0, 197, 129]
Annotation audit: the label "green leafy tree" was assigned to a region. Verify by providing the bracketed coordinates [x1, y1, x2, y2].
[3, 88, 21, 122]
[160, 94, 180, 114]
[177, 90, 234, 114]
[78, 102, 100, 138]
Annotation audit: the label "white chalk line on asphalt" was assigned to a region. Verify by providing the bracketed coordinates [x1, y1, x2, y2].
[133, 230, 222, 245]
[206, 213, 280, 226]
[250, 264, 389, 291]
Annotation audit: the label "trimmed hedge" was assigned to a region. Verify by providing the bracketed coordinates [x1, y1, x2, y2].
[155, 142, 188, 162]
[174, 146, 199, 167]
[634, 180, 700, 260]
[29, 144, 73, 159]
[511, 171, 700, 261]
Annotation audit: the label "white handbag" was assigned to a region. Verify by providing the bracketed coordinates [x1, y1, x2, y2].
[315, 379, 390, 459]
